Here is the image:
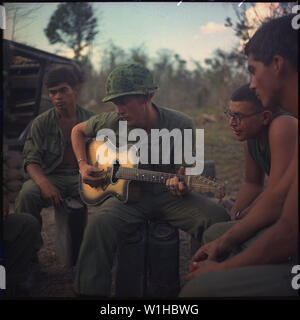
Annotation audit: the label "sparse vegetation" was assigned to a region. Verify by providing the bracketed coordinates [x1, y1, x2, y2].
[5, 3, 294, 297]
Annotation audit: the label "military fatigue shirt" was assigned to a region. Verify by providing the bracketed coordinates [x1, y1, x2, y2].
[23, 105, 95, 174]
[85, 104, 196, 177]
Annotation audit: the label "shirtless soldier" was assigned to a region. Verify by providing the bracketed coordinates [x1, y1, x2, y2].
[15, 66, 95, 227]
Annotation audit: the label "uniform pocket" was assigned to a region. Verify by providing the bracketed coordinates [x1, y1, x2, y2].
[43, 133, 61, 155]
[41, 135, 62, 171]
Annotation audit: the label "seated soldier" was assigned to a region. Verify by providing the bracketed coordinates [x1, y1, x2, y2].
[15, 66, 95, 229]
[180, 14, 298, 297]
[195, 84, 297, 252]
[71, 63, 229, 297]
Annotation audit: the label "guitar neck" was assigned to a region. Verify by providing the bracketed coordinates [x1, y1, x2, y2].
[115, 166, 225, 198]
[116, 167, 184, 184]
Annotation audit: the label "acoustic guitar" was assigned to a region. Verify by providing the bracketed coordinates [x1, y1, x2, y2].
[79, 139, 225, 205]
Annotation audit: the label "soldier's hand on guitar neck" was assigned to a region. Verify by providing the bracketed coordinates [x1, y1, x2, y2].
[79, 162, 106, 188]
[166, 166, 190, 197]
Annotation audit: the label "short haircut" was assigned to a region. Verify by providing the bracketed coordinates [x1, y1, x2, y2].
[244, 14, 298, 69]
[231, 84, 264, 112]
[44, 65, 81, 88]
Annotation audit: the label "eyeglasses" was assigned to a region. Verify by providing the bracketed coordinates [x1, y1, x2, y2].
[224, 110, 262, 123]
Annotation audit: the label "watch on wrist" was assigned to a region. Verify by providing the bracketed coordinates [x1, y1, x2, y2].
[77, 158, 87, 165]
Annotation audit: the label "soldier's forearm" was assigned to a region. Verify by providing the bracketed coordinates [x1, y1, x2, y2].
[26, 163, 51, 188]
[71, 123, 88, 164]
[224, 154, 297, 245]
[221, 180, 298, 269]
[224, 191, 283, 247]
[230, 182, 263, 216]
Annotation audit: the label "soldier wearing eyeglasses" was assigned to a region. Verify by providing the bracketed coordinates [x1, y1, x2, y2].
[181, 83, 298, 297]
[223, 84, 297, 221]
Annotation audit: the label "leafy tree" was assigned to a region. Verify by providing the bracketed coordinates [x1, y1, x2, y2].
[225, 2, 297, 44]
[76, 55, 99, 107]
[153, 49, 174, 81]
[44, 3, 98, 61]
[129, 45, 149, 67]
[204, 49, 249, 108]
[100, 41, 128, 72]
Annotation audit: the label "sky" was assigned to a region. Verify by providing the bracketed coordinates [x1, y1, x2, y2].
[3, 2, 281, 71]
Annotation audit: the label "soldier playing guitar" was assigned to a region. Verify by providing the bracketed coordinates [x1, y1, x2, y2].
[71, 63, 229, 297]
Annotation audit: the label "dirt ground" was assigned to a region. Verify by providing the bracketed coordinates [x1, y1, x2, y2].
[12, 206, 193, 298]
[10, 198, 231, 299]
[27, 207, 76, 298]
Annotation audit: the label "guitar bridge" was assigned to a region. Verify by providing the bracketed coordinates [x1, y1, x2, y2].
[99, 167, 112, 190]
[111, 160, 121, 184]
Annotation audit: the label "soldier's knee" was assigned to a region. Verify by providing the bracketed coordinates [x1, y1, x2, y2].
[17, 180, 41, 200]
[14, 213, 39, 233]
[84, 211, 112, 234]
[214, 205, 230, 222]
[203, 198, 230, 223]
[24, 213, 40, 231]
[18, 213, 43, 248]
[202, 221, 234, 244]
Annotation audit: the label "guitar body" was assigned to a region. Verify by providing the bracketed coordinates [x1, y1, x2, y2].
[79, 139, 140, 205]
[80, 139, 225, 206]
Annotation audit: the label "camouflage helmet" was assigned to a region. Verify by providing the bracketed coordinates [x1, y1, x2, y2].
[102, 63, 158, 103]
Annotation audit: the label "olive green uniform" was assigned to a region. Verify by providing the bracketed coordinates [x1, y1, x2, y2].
[179, 263, 298, 297]
[2, 213, 43, 291]
[73, 105, 229, 296]
[15, 105, 95, 226]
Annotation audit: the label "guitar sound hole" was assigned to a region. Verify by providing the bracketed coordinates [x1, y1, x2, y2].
[111, 159, 120, 183]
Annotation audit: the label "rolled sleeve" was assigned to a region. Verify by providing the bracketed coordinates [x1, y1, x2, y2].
[85, 115, 100, 137]
[174, 117, 196, 172]
[85, 113, 119, 138]
[23, 120, 44, 172]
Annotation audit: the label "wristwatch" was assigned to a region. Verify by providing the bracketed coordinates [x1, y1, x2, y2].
[235, 211, 241, 219]
[77, 158, 87, 164]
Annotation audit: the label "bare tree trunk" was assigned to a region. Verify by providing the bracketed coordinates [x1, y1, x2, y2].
[11, 7, 17, 41]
